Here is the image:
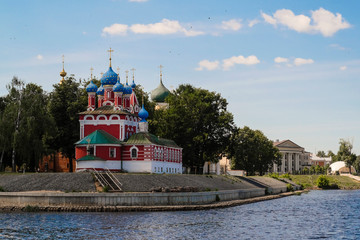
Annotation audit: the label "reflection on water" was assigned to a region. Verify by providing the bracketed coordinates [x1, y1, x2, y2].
[0, 190, 360, 239]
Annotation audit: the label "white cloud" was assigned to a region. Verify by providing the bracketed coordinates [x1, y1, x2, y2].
[129, 0, 147, 2]
[195, 60, 219, 71]
[262, 8, 350, 37]
[329, 43, 346, 50]
[103, 19, 203, 37]
[274, 57, 289, 63]
[102, 23, 128, 36]
[36, 54, 43, 60]
[223, 55, 260, 70]
[130, 19, 203, 36]
[221, 19, 242, 31]
[294, 58, 314, 66]
[340, 66, 347, 71]
[248, 19, 260, 27]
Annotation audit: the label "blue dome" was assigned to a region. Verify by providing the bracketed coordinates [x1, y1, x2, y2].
[130, 80, 136, 89]
[86, 80, 98, 93]
[138, 104, 149, 122]
[113, 79, 124, 93]
[124, 82, 133, 95]
[100, 67, 118, 85]
[96, 84, 104, 95]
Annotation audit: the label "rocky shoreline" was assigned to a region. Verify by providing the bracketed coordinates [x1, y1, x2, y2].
[0, 190, 306, 212]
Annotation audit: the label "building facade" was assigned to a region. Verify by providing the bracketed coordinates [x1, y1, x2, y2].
[74, 50, 182, 173]
[272, 140, 310, 173]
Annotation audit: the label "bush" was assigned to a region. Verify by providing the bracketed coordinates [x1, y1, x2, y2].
[316, 175, 330, 189]
[0, 186, 5, 192]
[102, 186, 109, 192]
[215, 194, 220, 202]
[286, 183, 294, 192]
[24, 205, 40, 212]
[280, 173, 291, 180]
[268, 173, 279, 179]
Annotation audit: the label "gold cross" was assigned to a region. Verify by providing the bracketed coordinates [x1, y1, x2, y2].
[62, 55, 65, 69]
[131, 68, 136, 81]
[107, 47, 114, 67]
[159, 65, 163, 81]
[90, 67, 94, 79]
[125, 70, 129, 83]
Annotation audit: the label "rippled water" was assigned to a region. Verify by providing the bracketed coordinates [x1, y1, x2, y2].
[1, 190, 360, 239]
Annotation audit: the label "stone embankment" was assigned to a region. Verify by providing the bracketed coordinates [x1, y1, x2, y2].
[0, 191, 306, 212]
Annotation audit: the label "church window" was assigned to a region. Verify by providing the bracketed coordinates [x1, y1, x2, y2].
[154, 167, 157, 172]
[109, 148, 116, 158]
[87, 146, 94, 155]
[131, 148, 138, 158]
[161, 167, 163, 172]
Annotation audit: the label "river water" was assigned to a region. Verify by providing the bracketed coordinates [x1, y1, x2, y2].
[0, 190, 359, 240]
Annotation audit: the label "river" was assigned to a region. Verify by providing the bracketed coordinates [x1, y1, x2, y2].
[0, 190, 359, 239]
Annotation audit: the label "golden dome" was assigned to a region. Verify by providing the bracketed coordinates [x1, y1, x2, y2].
[60, 70, 67, 77]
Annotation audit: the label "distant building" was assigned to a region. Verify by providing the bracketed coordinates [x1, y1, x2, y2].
[309, 153, 332, 167]
[272, 139, 310, 173]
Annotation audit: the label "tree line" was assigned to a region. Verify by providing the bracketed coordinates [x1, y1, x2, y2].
[0, 76, 283, 174]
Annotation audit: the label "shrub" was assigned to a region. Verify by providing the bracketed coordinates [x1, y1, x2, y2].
[268, 173, 279, 179]
[0, 186, 5, 192]
[24, 205, 40, 212]
[280, 173, 291, 180]
[316, 175, 330, 189]
[215, 194, 220, 202]
[103, 186, 109, 192]
[286, 183, 294, 192]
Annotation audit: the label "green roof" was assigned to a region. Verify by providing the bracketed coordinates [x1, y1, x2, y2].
[126, 132, 180, 148]
[77, 155, 106, 161]
[150, 80, 170, 102]
[75, 129, 122, 145]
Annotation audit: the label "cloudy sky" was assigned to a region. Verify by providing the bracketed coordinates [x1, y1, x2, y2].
[1, 0, 360, 154]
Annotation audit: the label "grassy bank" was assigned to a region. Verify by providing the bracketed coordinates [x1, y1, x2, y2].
[290, 175, 360, 190]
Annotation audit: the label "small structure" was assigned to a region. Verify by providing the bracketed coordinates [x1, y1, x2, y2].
[309, 153, 332, 167]
[329, 161, 356, 175]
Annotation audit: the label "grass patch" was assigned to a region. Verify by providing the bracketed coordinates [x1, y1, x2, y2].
[291, 175, 360, 190]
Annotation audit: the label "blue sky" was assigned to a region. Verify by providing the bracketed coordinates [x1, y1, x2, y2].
[1, 0, 360, 154]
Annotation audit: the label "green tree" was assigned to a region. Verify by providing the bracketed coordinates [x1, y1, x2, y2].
[48, 76, 87, 172]
[228, 126, 281, 176]
[328, 150, 337, 163]
[316, 151, 326, 157]
[337, 139, 356, 174]
[149, 84, 234, 170]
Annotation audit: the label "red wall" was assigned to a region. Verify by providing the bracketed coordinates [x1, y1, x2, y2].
[85, 125, 120, 139]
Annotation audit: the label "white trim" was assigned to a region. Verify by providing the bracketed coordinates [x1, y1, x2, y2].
[130, 145, 139, 159]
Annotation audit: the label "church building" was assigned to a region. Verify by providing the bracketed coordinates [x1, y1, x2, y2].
[75, 49, 182, 174]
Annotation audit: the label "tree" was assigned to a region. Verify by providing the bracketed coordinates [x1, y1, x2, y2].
[48, 76, 87, 172]
[149, 84, 234, 170]
[316, 151, 326, 157]
[328, 150, 337, 163]
[337, 139, 356, 174]
[228, 126, 281, 176]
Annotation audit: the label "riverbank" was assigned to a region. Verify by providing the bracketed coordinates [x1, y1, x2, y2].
[0, 190, 306, 212]
[290, 175, 360, 190]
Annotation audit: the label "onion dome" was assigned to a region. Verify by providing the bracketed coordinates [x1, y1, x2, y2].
[130, 80, 136, 89]
[86, 80, 98, 93]
[100, 67, 118, 85]
[151, 80, 170, 103]
[138, 104, 149, 122]
[124, 82, 133, 95]
[113, 79, 124, 93]
[60, 69, 67, 78]
[96, 84, 104, 96]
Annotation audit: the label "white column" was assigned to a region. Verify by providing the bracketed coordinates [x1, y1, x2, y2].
[288, 153, 292, 173]
[281, 153, 285, 173]
[295, 153, 300, 172]
[273, 163, 277, 173]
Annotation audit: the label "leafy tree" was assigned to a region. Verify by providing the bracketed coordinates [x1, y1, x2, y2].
[149, 84, 234, 170]
[337, 139, 356, 174]
[48, 76, 87, 172]
[228, 126, 282, 176]
[316, 151, 326, 157]
[328, 150, 337, 163]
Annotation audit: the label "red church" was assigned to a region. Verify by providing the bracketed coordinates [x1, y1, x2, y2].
[75, 50, 182, 174]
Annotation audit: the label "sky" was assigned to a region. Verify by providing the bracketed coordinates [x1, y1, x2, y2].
[1, 0, 360, 154]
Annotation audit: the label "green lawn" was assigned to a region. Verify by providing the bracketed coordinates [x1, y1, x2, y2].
[290, 175, 360, 189]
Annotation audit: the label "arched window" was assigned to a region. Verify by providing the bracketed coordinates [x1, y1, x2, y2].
[131, 148, 138, 158]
